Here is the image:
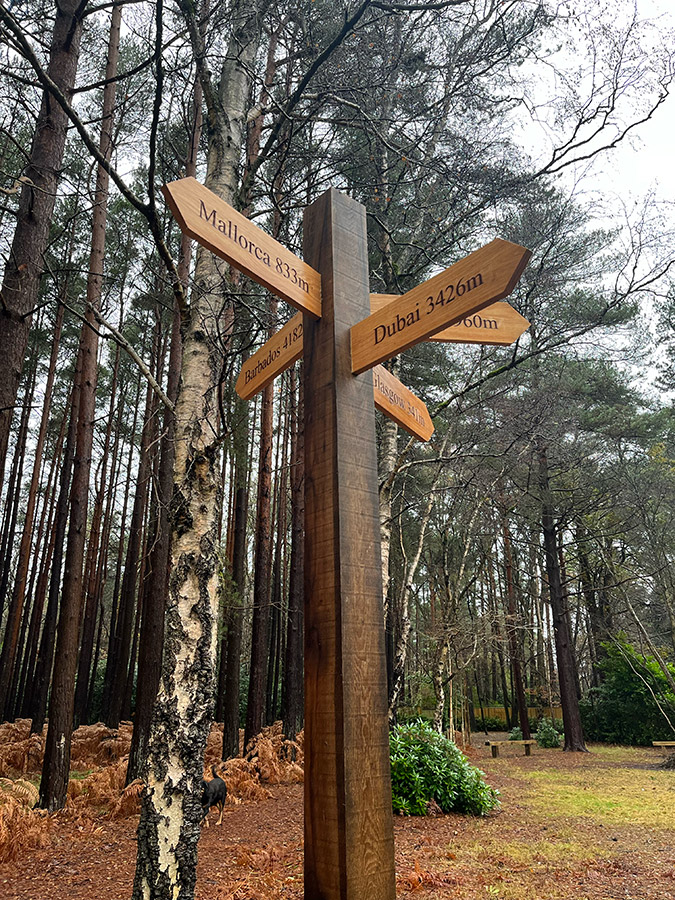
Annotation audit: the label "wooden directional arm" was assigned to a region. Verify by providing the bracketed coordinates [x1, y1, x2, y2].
[162, 177, 321, 318]
[351, 239, 531, 373]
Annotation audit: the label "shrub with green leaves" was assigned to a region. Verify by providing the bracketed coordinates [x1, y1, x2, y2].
[535, 718, 562, 748]
[508, 726, 523, 741]
[580, 639, 675, 746]
[389, 720, 500, 817]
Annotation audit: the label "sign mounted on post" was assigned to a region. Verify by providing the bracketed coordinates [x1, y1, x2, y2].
[351, 238, 531, 373]
[372, 366, 434, 441]
[235, 313, 303, 401]
[162, 177, 321, 318]
[369, 296, 530, 346]
[163, 178, 531, 900]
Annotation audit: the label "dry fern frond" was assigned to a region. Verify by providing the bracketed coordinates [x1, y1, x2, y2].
[111, 777, 144, 818]
[0, 721, 44, 776]
[70, 722, 132, 767]
[0, 798, 54, 864]
[0, 777, 39, 807]
[223, 759, 272, 802]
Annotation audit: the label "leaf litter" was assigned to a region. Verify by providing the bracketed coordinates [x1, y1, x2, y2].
[0, 723, 674, 899]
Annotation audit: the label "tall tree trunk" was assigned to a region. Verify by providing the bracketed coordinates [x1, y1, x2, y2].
[0, 0, 87, 484]
[73, 345, 119, 726]
[107, 371, 155, 728]
[132, 1, 262, 894]
[126, 299, 185, 780]
[0, 367, 34, 653]
[538, 444, 587, 752]
[221, 394, 249, 760]
[29, 382, 78, 733]
[16, 403, 66, 718]
[0, 305, 64, 718]
[281, 365, 304, 742]
[101, 376, 142, 719]
[38, 3, 120, 809]
[501, 515, 531, 739]
[244, 374, 274, 749]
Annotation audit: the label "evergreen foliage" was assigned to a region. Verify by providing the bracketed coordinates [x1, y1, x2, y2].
[580, 641, 675, 746]
[535, 718, 562, 748]
[390, 720, 499, 817]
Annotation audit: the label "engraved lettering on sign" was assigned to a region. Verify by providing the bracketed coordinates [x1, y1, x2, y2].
[198, 200, 310, 295]
[373, 271, 484, 345]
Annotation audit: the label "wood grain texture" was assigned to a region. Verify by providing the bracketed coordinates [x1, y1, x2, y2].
[303, 189, 396, 900]
[369, 296, 530, 345]
[162, 177, 321, 318]
[351, 239, 532, 373]
[372, 365, 434, 441]
[235, 313, 303, 400]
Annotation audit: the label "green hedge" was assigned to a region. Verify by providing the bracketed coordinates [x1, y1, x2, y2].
[580, 640, 675, 746]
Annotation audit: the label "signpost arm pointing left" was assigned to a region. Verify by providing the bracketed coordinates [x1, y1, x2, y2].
[162, 177, 322, 318]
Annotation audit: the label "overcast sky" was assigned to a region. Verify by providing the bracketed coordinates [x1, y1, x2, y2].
[592, 0, 674, 204]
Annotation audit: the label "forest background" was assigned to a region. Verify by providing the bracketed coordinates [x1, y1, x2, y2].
[1, 0, 675, 893]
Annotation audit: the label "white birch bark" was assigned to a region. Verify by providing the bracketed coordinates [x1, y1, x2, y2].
[132, 4, 262, 898]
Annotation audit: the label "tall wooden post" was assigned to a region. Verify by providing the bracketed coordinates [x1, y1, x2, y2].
[302, 189, 396, 900]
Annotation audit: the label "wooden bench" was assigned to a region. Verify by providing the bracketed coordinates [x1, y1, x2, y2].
[488, 739, 536, 758]
[652, 741, 675, 749]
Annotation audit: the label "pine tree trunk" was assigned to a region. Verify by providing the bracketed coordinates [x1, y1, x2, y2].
[0, 369, 35, 710]
[16, 405, 66, 718]
[244, 375, 274, 749]
[101, 378, 142, 719]
[0, 0, 87, 483]
[0, 305, 64, 718]
[538, 444, 587, 752]
[38, 3, 120, 809]
[107, 377, 155, 728]
[73, 347, 118, 726]
[0, 369, 34, 634]
[501, 515, 531, 739]
[29, 382, 78, 733]
[281, 366, 304, 742]
[221, 398, 249, 760]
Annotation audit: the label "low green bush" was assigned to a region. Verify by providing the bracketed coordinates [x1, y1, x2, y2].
[390, 719, 500, 817]
[478, 715, 509, 730]
[508, 726, 523, 741]
[535, 718, 562, 748]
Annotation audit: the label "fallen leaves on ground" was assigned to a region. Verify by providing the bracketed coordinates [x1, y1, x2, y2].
[0, 729, 674, 899]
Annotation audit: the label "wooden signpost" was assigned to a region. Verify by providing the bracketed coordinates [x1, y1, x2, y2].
[164, 177, 530, 900]
[370, 295, 530, 346]
[351, 238, 531, 373]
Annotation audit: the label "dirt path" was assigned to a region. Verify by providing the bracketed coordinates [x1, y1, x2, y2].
[2, 742, 674, 899]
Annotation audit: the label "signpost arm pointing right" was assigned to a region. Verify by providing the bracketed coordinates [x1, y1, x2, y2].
[350, 238, 531, 374]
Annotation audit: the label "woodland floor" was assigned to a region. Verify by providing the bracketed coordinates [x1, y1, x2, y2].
[0, 727, 674, 900]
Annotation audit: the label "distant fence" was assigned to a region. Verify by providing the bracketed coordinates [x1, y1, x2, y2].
[399, 706, 563, 723]
[476, 706, 563, 722]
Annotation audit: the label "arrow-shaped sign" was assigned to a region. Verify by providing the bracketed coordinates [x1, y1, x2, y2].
[351, 239, 531, 374]
[372, 365, 434, 441]
[369, 296, 530, 345]
[236, 313, 304, 401]
[235, 315, 433, 441]
[162, 177, 322, 319]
